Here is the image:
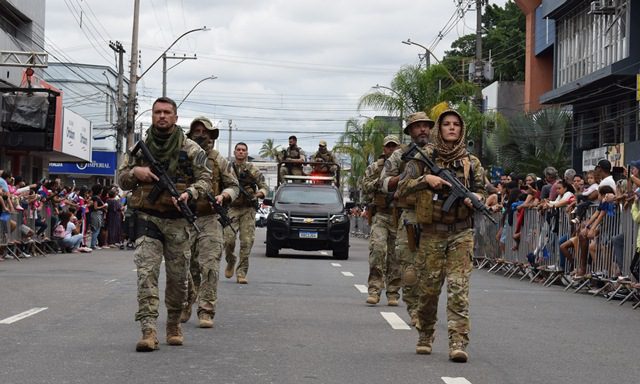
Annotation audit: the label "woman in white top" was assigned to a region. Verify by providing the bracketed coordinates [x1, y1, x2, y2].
[544, 180, 575, 208]
[59, 211, 91, 253]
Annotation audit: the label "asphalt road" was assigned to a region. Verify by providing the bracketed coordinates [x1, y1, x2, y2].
[1, 228, 639, 384]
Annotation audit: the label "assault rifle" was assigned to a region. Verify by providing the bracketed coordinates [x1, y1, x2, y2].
[206, 192, 236, 233]
[130, 140, 200, 233]
[401, 142, 497, 224]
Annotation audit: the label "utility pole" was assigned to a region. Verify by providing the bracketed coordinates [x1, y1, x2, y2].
[474, 0, 485, 159]
[109, 41, 126, 157]
[126, 0, 140, 150]
[227, 119, 233, 160]
[162, 53, 197, 97]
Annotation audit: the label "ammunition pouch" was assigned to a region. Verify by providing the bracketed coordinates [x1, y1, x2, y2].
[128, 182, 188, 213]
[373, 193, 388, 209]
[415, 189, 433, 225]
[395, 194, 416, 209]
[405, 222, 418, 252]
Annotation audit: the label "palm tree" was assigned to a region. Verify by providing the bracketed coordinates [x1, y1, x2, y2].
[487, 107, 572, 175]
[333, 118, 390, 198]
[259, 138, 281, 160]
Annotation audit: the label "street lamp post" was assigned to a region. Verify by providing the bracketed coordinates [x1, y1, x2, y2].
[126, 25, 210, 149]
[372, 84, 405, 143]
[402, 38, 431, 68]
[402, 38, 459, 84]
[177, 75, 217, 108]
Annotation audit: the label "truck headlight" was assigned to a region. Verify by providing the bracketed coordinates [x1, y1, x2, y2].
[329, 214, 347, 224]
[272, 212, 288, 222]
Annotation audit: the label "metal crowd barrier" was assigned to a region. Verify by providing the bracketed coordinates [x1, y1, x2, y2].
[350, 215, 370, 239]
[473, 203, 640, 308]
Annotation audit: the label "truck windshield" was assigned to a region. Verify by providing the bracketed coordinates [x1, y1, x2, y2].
[277, 188, 340, 205]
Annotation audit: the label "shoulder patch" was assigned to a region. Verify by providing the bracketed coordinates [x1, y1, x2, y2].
[194, 150, 210, 172]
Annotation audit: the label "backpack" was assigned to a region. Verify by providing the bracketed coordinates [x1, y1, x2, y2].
[53, 224, 65, 239]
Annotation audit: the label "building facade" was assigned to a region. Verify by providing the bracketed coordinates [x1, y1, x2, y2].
[518, 0, 640, 172]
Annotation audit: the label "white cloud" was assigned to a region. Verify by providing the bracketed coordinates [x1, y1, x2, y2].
[45, 0, 507, 157]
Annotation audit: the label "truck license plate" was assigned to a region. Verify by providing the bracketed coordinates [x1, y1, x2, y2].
[299, 231, 318, 239]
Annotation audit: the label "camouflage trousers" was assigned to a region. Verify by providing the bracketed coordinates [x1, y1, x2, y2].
[133, 212, 192, 330]
[367, 212, 400, 299]
[396, 209, 419, 316]
[415, 228, 473, 351]
[187, 214, 224, 316]
[278, 166, 304, 183]
[224, 206, 256, 278]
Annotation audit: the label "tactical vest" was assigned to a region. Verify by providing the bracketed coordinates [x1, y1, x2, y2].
[194, 149, 222, 216]
[395, 145, 415, 208]
[314, 151, 332, 162]
[424, 155, 474, 224]
[128, 149, 196, 214]
[371, 158, 389, 208]
[282, 146, 302, 173]
[231, 162, 257, 208]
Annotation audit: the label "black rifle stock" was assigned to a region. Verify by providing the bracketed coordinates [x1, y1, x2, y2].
[206, 192, 236, 233]
[130, 140, 200, 232]
[402, 143, 497, 224]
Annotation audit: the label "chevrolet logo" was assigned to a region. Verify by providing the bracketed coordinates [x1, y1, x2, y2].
[303, 218, 314, 223]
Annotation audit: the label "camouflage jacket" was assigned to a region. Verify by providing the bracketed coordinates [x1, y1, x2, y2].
[230, 161, 268, 208]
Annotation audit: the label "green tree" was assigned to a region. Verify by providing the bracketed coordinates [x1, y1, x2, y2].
[487, 108, 571, 175]
[443, 0, 525, 83]
[333, 118, 390, 199]
[259, 138, 281, 160]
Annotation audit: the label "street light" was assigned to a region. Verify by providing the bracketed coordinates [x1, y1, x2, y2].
[177, 75, 217, 108]
[372, 84, 405, 142]
[402, 38, 459, 84]
[138, 26, 210, 82]
[402, 38, 431, 68]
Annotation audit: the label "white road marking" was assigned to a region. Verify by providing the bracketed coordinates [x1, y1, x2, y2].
[341, 271, 354, 277]
[354, 284, 368, 293]
[331, 262, 341, 267]
[380, 312, 411, 330]
[0, 307, 48, 324]
[132, 269, 137, 272]
[320, 251, 329, 256]
[441, 378, 472, 384]
[104, 279, 117, 284]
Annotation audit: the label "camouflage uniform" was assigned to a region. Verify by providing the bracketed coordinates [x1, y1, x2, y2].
[310, 148, 338, 177]
[277, 145, 306, 182]
[398, 123, 486, 358]
[379, 147, 419, 319]
[362, 157, 400, 303]
[224, 161, 268, 280]
[186, 148, 239, 319]
[118, 127, 211, 333]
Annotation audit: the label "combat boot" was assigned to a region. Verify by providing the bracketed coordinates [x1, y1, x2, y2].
[415, 332, 432, 355]
[224, 261, 235, 279]
[387, 297, 399, 306]
[449, 341, 468, 363]
[135, 329, 159, 352]
[237, 275, 248, 284]
[166, 323, 184, 346]
[198, 312, 214, 328]
[366, 294, 380, 305]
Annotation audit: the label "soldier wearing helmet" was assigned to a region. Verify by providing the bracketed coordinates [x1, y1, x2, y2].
[181, 116, 240, 328]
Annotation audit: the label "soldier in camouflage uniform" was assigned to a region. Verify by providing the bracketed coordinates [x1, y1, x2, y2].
[398, 109, 486, 362]
[224, 142, 269, 284]
[277, 135, 306, 183]
[362, 135, 401, 305]
[117, 97, 211, 352]
[180, 117, 239, 328]
[379, 111, 435, 325]
[310, 140, 338, 179]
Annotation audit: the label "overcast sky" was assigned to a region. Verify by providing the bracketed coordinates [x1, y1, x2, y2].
[44, 0, 508, 157]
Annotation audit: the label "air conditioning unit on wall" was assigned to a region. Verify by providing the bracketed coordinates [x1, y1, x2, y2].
[589, 0, 617, 15]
